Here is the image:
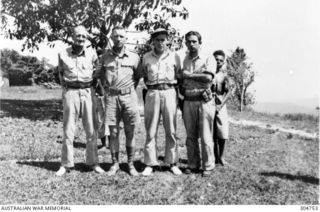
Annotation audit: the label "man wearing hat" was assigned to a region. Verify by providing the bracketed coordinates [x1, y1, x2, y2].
[56, 25, 104, 176]
[96, 26, 141, 176]
[139, 28, 182, 176]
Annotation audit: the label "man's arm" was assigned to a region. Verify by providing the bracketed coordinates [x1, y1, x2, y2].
[92, 54, 105, 96]
[134, 55, 144, 88]
[58, 53, 64, 87]
[216, 77, 232, 112]
[182, 70, 213, 83]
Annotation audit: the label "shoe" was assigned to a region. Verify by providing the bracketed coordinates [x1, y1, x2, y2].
[106, 163, 119, 176]
[202, 170, 212, 177]
[170, 166, 182, 175]
[55, 167, 67, 176]
[128, 164, 139, 176]
[185, 167, 199, 174]
[219, 159, 228, 166]
[184, 168, 192, 174]
[93, 165, 105, 174]
[141, 166, 153, 176]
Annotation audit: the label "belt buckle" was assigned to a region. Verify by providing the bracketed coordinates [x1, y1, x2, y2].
[159, 84, 165, 90]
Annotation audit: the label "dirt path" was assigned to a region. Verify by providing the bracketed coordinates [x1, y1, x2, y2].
[229, 117, 318, 140]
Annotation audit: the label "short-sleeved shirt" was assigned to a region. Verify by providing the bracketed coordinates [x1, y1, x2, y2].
[140, 50, 181, 85]
[97, 48, 140, 89]
[58, 46, 98, 83]
[182, 53, 216, 96]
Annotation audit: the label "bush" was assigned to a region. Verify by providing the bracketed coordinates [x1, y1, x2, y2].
[283, 113, 318, 123]
[8, 67, 34, 86]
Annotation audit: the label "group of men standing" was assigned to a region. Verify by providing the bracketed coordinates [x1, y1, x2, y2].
[55, 25, 230, 177]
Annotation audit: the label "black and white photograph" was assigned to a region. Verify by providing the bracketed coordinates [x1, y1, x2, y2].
[0, 0, 319, 210]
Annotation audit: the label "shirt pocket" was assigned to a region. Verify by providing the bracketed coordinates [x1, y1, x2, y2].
[120, 60, 134, 76]
[164, 62, 175, 81]
[146, 63, 158, 82]
[104, 63, 117, 85]
[81, 58, 93, 71]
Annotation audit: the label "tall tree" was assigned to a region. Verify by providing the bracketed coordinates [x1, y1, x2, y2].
[226, 47, 255, 111]
[1, 0, 188, 52]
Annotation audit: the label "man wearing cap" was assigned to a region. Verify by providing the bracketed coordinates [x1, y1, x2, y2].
[212, 50, 231, 166]
[139, 28, 182, 176]
[180, 31, 216, 176]
[56, 25, 104, 176]
[96, 26, 141, 176]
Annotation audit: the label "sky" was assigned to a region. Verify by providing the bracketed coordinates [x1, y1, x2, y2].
[1, 0, 319, 104]
[170, 0, 320, 103]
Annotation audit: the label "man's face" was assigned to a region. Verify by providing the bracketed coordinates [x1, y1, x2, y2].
[185, 35, 200, 53]
[73, 28, 87, 47]
[153, 34, 168, 53]
[215, 55, 225, 68]
[111, 29, 126, 48]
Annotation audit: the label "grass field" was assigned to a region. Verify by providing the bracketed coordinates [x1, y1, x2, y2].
[0, 86, 319, 205]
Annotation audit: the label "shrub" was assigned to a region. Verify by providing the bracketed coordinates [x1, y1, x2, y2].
[8, 67, 34, 86]
[283, 113, 318, 123]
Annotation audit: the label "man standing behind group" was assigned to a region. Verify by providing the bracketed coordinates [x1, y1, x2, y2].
[56, 25, 104, 176]
[139, 28, 182, 176]
[96, 26, 141, 176]
[180, 31, 216, 176]
[212, 50, 231, 166]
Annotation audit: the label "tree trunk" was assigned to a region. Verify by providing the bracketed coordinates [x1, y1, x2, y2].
[240, 87, 244, 112]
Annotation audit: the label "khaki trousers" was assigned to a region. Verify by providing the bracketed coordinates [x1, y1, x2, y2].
[144, 89, 179, 166]
[61, 88, 98, 168]
[183, 99, 216, 171]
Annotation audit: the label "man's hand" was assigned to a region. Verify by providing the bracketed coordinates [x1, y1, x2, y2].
[182, 71, 192, 79]
[216, 105, 222, 113]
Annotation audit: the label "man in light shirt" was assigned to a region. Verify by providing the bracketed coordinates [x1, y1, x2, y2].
[56, 25, 104, 176]
[139, 28, 182, 176]
[96, 26, 141, 176]
[180, 31, 216, 176]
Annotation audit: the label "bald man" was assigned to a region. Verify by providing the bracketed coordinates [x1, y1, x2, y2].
[56, 25, 104, 176]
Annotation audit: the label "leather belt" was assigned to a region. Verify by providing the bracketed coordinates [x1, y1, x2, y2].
[107, 87, 133, 95]
[184, 95, 203, 101]
[147, 83, 176, 90]
[64, 81, 92, 89]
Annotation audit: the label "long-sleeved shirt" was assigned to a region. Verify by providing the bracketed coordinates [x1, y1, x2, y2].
[182, 53, 216, 96]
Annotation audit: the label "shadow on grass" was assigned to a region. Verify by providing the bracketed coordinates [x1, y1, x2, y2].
[0, 99, 63, 121]
[17, 161, 100, 173]
[16, 160, 146, 175]
[260, 171, 319, 185]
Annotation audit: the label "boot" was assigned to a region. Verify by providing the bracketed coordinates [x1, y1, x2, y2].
[218, 139, 226, 166]
[213, 139, 219, 164]
[98, 136, 106, 149]
[107, 152, 119, 176]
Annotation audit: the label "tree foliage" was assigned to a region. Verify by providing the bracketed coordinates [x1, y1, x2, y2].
[1, 49, 57, 85]
[226, 47, 255, 111]
[1, 0, 188, 52]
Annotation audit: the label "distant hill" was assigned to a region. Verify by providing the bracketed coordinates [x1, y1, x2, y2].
[253, 98, 319, 115]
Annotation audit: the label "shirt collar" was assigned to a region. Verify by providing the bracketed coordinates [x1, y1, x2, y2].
[187, 52, 205, 62]
[71, 46, 86, 57]
[110, 46, 129, 58]
[151, 49, 170, 59]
